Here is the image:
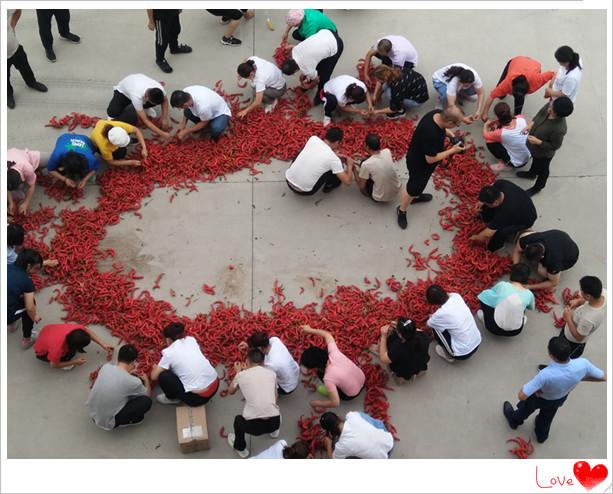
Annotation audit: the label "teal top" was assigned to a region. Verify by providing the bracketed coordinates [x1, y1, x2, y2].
[478, 281, 535, 310]
[298, 9, 337, 39]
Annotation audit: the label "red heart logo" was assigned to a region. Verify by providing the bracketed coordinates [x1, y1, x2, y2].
[573, 461, 609, 491]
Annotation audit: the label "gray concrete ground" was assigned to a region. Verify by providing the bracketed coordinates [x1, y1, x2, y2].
[2, 6, 610, 494]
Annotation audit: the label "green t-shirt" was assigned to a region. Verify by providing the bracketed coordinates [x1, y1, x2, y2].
[298, 9, 337, 39]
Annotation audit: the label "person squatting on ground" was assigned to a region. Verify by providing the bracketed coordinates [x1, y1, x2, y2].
[251, 439, 312, 459]
[36, 9, 80, 62]
[503, 336, 606, 443]
[363, 34, 419, 88]
[170, 86, 232, 142]
[236, 56, 287, 117]
[396, 106, 468, 230]
[7, 148, 51, 215]
[146, 9, 192, 74]
[150, 322, 220, 406]
[321, 74, 370, 126]
[206, 9, 254, 47]
[89, 120, 148, 167]
[370, 64, 429, 119]
[477, 262, 535, 337]
[482, 102, 531, 172]
[46, 133, 100, 189]
[227, 349, 281, 458]
[87, 344, 152, 429]
[431, 63, 485, 123]
[282, 9, 337, 44]
[352, 133, 401, 203]
[470, 179, 537, 252]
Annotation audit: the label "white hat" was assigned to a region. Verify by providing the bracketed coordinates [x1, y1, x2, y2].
[108, 127, 130, 148]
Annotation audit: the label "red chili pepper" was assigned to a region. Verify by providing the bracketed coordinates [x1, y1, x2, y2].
[219, 426, 228, 438]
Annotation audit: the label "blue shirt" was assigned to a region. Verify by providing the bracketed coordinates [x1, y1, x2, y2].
[523, 358, 605, 400]
[47, 134, 100, 173]
[7, 263, 35, 318]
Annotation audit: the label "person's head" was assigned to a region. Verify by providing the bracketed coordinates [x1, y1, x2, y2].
[550, 97, 574, 118]
[237, 59, 257, 79]
[283, 439, 311, 459]
[281, 59, 299, 76]
[511, 75, 529, 99]
[170, 90, 192, 109]
[107, 126, 130, 148]
[548, 336, 571, 362]
[440, 105, 464, 128]
[163, 322, 185, 341]
[14, 247, 43, 273]
[579, 275, 603, 299]
[247, 348, 265, 366]
[117, 344, 139, 364]
[66, 329, 92, 354]
[396, 317, 417, 341]
[443, 66, 474, 86]
[145, 87, 165, 106]
[493, 102, 514, 126]
[300, 346, 329, 371]
[376, 38, 392, 56]
[372, 64, 402, 84]
[7, 223, 25, 247]
[247, 330, 270, 350]
[6, 165, 22, 191]
[509, 262, 531, 284]
[61, 151, 87, 182]
[324, 127, 344, 149]
[285, 9, 305, 27]
[364, 133, 381, 153]
[478, 185, 503, 206]
[320, 411, 342, 437]
[554, 45, 581, 72]
[426, 284, 449, 306]
[524, 243, 545, 263]
[345, 83, 366, 104]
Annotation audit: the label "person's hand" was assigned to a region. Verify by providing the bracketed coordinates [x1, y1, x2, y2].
[480, 113, 489, 123]
[452, 142, 466, 154]
[148, 21, 154, 31]
[461, 116, 472, 125]
[78, 179, 87, 189]
[34, 314, 42, 323]
[300, 324, 312, 333]
[176, 129, 189, 141]
[17, 203, 28, 215]
[243, 10, 254, 19]
[161, 131, 173, 141]
[474, 200, 483, 212]
[141, 149, 148, 159]
[309, 399, 321, 408]
[101, 343, 115, 352]
[64, 178, 76, 188]
[567, 298, 582, 309]
[238, 341, 249, 351]
[73, 357, 87, 366]
[233, 361, 245, 373]
[237, 109, 249, 119]
[43, 259, 59, 268]
[359, 109, 368, 117]
[7, 201, 15, 215]
[364, 73, 371, 86]
[345, 157, 354, 167]
[380, 324, 391, 336]
[129, 160, 142, 167]
[469, 234, 483, 243]
[138, 373, 149, 383]
[160, 119, 171, 132]
[527, 135, 541, 146]
[563, 306, 573, 321]
[471, 113, 480, 123]
[544, 88, 553, 98]
[285, 43, 295, 51]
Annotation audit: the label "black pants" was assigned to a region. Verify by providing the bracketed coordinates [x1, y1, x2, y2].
[559, 328, 586, 359]
[36, 348, 77, 363]
[7, 45, 38, 97]
[114, 396, 152, 427]
[524, 156, 553, 191]
[432, 328, 480, 360]
[232, 414, 281, 451]
[479, 207, 532, 252]
[486, 142, 511, 164]
[286, 170, 341, 196]
[508, 394, 568, 443]
[322, 92, 338, 117]
[313, 31, 344, 104]
[497, 59, 526, 115]
[154, 14, 181, 61]
[8, 310, 34, 339]
[36, 9, 71, 49]
[107, 90, 156, 126]
[158, 370, 219, 407]
[480, 300, 523, 337]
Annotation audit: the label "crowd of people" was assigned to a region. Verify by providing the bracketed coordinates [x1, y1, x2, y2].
[6, 8, 606, 460]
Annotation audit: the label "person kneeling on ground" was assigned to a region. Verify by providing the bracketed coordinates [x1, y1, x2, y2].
[47, 133, 101, 189]
[251, 438, 312, 459]
[86, 344, 152, 429]
[352, 133, 401, 202]
[89, 120, 148, 167]
[170, 86, 231, 142]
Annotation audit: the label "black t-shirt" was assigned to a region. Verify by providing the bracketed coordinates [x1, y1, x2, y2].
[519, 230, 579, 274]
[487, 179, 537, 231]
[405, 110, 447, 175]
[387, 331, 431, 379]
[389, 68, 429, 112]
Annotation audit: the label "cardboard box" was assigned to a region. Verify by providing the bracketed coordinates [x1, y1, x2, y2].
[176, 405, 210, 453]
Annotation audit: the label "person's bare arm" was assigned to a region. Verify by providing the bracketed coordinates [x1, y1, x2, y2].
[301, 325, 335, 344]
[525, 272, 561, 291]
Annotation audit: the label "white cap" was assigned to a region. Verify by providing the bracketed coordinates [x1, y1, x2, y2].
[108, 127, 130, 148]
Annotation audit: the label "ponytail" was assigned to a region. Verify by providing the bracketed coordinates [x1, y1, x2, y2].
[237, 59, 256, 78]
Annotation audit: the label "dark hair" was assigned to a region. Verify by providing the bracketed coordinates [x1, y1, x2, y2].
[493, 102, 513, 126]
[579, 276, 602, 299]
[247, 331, 270, 350]
[237, 59, 256, 78]
[61, 151, 87, 182]
[524, 243, 545, 262]
[511, 75, 529, 97]
[163, 322, 185, 341]
[281, 59, 299, 76]
[170, 90, 191, 108]
[478, 185, 502, 204]
[344, 83, 365, 104]
[372, 64, 402, 84]
[247, 348, 265, 365]
[100, 123, 114, 140]
[554, 45, 581, 73]
[324, 127, 343, 143]
[552, 97, 574, 118]
[14, 247, 43, 271]
[147, 87, 165, 105]
[117, 344, 138, 364]
[443, 66, 474, 84]
[7, 168, 22, 191]
[396, 317, 416, 341]
[377, 38, 392, 55]
[283, 439, 310, 459]
[364, 133, 380, 151]
[426, 284, 448, 305]
[66, 328, 91, 354]
[300, 346, 328, 371]
[509, 263, 530, 284]
[548, 336, 571, 362]
[320, 412, 342, 437]
[7, 223, 25, 247]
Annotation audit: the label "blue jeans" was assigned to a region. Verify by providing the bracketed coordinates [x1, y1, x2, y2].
[383, 84, 421, 109]
[184, 108, 230, 140]
[433, 80, 476, 106]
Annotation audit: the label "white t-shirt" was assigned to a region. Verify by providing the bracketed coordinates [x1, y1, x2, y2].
[265, 337, 300, 393]
[374, 35, 419, 68]
[500, 115, 531, 166]
[7, 10, 19, 59]
[323, 75, 367, 107]
[183, 85, 231, 121]
[251, 439, 288, 459]
[432, 63, 483, 97]
[358, 148, 401, 202]
[234, 365, 280, 420]
[427, 293, 482, 356]
[552, 59, 583, 103]
[565, 289, 607, 343]
[333, 412, 394, 459]
[248, 56, 287, 92]
[158, 336, 218, 392]
[114, 73, 165, 112]
[285, 136, 344, 191]
[292, 29, 338, 81]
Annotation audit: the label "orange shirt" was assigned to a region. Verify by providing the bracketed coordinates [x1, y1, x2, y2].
[490, 56, 555, 99]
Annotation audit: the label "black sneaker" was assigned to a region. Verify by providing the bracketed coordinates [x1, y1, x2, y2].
[516, 171, 536, 179]
[386, 110, 406, 120]
[503, 401, 518, 430]
[396, 206, 408, 229]
[323, 182, 341, 193]
[156, 59, 173, 73]
[412, 193, 433, 204]
[61, 33, 81, 43]
[45, 48, 56, 62]
[7, 93, 15, 109]
[28, 82, 48, 92]
[221, 36, 241, 46]
[170, 44, 192, 54]
[220, 16, 230, 25]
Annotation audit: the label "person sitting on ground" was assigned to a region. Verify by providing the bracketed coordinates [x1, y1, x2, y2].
[300, 325, 366, 409]
[238, 330, 300, 395]
[227, 349, 281, 458]
[86, 344, 152, 430]
[46, 134, 100, 189]
[33, 322, 114, 370]
[424, 284, 482, 363]
[282, 9, 337, 43]
[469, 179, 537, 252]
[482, 102, 531, 172]
[370, 64, 429, 119]
[363, 34, 419, 88]
[368, 317, 430, 384]
[150, 322, 219, 406]
[477, 262, 535, 337]
[170, 86, 232, 143]
[206, 9, 254, 47]
[321, 74, 370, 126]
[320, 411, 394, 459]
[89, 120, 148, 167]
[352, 133, 401, 203]
[285, 126, 354, 195]
[431, 63, 485, 123]
[6, 148, 50, 214]
[512, 229, 579, 290]
[251, 439, 313, 459]
[236, 56, 287, 117]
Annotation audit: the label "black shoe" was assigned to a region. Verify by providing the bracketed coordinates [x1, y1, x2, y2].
[221, 36, 241, 46]
[28, 82, 48, 92]
[323, 182, 341, 193]
[7, 93, 15, 109]
[525, 187, 541, 197]
[538, 364, 548, 371]
[396, 206, 408, 230]
[516, 171, 536, 179]
[503, 401, 518, 430]
[61, 32, 81, 43]
[535, 429, 548, 443]
[220, 16, 230, 25]
[386, 109, 406, 120]
[170, 44, 192, 54]
[412, 193, 433, 204]
[156, 59, 173, 73]
[45, 48, 57, 62]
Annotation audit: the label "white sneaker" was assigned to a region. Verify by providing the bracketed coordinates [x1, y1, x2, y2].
[156, 393, 181, 405]
[476, 309, 484, 323]
[270, 428, 280, 438]
[434, 96, 444, 110]
[435, 345, 455, 363]
[322, 116, 331, 127]
[265, 99, 278, 114]
[227, 433, 249, 458]
[62, 365, 75, 371]
[145, 107, 157, 118]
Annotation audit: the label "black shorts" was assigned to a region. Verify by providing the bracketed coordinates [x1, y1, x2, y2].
[206, 9, 244, 21]
[405, 171, 431, 197]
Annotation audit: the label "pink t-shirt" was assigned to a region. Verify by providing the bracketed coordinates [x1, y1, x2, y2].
[323, 342, 365, 397]
[7, 148, 40, 186]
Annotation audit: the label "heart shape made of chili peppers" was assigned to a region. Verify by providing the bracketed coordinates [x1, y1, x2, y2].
[573, 461, 609, 491]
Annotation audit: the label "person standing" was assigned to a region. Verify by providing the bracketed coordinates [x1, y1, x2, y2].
[352, 133, 401, 203]
[503, 336, 606, 443]
[544, 45, 583, 103]
[36, 9, 80, 62]
[146, 9, 192, 74]
[206, 9, 254, 47]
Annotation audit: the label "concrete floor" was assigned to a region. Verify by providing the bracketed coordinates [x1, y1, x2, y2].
[2, 7, 610, 494]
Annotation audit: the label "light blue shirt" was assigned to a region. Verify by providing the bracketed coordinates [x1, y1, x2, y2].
[523, 358, 604, 400]
[7, 245, 18, 264]
[478, 281, 535, 310]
